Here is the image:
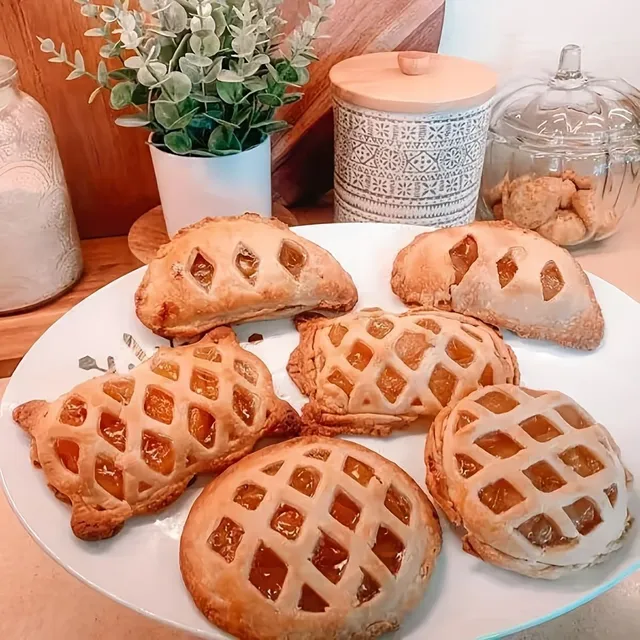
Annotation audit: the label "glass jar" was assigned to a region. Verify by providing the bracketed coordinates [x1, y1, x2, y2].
[0, 55, 82, 314]
[479, 44, 640, 247]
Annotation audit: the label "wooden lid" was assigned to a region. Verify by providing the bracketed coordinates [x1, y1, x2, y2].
[330, 51, 497, 114]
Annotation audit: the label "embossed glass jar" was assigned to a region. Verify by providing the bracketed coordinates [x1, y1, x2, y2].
[330, 51, 497, 226]
[479, 44, 640, 247]
[0, 56, 82, 314]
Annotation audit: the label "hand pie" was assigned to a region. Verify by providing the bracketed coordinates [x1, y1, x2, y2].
[180, 436, 441, 640]
[135, 213, 358, 339]
[13, 327, 300, 540]
[426, 384, 633, 579]
[287, 308, 519, 436]
[391, 220, 604, 350]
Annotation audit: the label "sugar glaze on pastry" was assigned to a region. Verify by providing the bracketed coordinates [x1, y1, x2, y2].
[135, 213, 358, 339]
[13, 327, 300, 540]
[391, 220, 604, 350]
[288, 307, 519, 436]
[180, 436, 441, 640]
[426, 384, 632, 578]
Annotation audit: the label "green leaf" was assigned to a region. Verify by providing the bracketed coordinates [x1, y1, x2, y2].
[110, 81, 135, 109]
[295, 66, 310, 85]
[74, 50, 85, 71]
[190, 149, 216, 157]
[282, 92, 303, 105]
[38, 37, 56, 53]
[108, 68, 137, 81]
[137, 61, 168, 87]
[131, 83, 150, 105]
[290, 55, 311, 68]
[203, 58, 223, 83]
[259, 120, 289, 134]
[164, 131, 193, 155]
[163, 2, 188, 33]
[155, 102, 198, 130]
[208, 126, 242, 155]
[266, 63, 279, 82]
[184, 52, 213, 68]
[192, 92, 221, 104]
[88, 86, 102, 104]
[244, 76, 268, 92]
[115, 114, 151, 127]
[258, 93, 283, 107]
[216, 81, 243, 104]
[66, 68, 85, 81]
[276, 62, 297, 83]
[100, 42, 123, 58]
[179, 58, 201, 84]
[97, 61, 108, 85]
[201, 33, 220, 57]
[124, 55, 144, 69]
[162, 71, 192, 103]
[85, 27, 106, 37]
[189, 113, 216, 128]
[217, 69, 244, 83]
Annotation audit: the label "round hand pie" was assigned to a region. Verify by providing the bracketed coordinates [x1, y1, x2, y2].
[181, 436, 442, 639]
[426, 384, 633, 579]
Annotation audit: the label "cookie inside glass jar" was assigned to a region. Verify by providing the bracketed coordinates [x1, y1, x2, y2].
[479, 44, 640, 247]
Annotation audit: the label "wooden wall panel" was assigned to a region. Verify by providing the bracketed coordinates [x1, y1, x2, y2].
[0, 0, 444, 238]
[0, 1, 159, 239]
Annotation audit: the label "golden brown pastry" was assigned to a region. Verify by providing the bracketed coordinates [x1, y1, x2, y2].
[391, 220, 604, 350]
[135, 213, 358, 339]
[426, 384, 633, 579]
[13, 327, 300, 540]
[287, 308, 519, 436]
[180, 436, 441, 640]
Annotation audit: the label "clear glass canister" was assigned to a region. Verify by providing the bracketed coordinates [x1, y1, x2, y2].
[0, 56, 82, 313]
[479, 44, 640, 247]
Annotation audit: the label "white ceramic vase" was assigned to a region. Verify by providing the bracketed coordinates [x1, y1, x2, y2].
[149, 136, 272, 238]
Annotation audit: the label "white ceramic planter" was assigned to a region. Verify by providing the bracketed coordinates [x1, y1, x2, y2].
[149, 136, 272, 237]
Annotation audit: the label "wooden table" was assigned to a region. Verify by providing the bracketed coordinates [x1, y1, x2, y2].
[1, 208, 640, 640]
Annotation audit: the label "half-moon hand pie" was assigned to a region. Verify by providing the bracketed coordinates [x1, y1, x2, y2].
[180, 436, 442, 640]
[135, 213, 358, 339]
[287, 308, 519, 436]
[13, 327, 300, 540]
[426, 384, 632, 578]
[391, 220, 604, 350]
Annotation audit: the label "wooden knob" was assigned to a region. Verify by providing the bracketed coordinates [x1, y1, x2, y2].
[397, 51, 431, 76]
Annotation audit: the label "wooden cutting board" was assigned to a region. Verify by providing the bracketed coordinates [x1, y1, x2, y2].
[272, 0, 446, 206]
[0, 0, 444, 237]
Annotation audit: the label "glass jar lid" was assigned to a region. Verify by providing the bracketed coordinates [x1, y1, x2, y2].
[490, 44, 640, 148]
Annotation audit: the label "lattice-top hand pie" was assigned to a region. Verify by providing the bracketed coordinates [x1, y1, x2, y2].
[287, 308, 519, 437]
[135, 213, 358, 339]
[426, 384, 633, 579]
[391, 220, 604, 350]
[180, 436, 441, 640]
[13, 327, 300, 540]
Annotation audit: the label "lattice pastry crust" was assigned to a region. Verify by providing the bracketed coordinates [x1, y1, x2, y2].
[426, 384, 633, 579]
[135, 213, 358, 339]
[391, 220, 604, 350]
[180, 436, 441, 640]
[287, 308, 519, 436]
[12, 327, 300, 540]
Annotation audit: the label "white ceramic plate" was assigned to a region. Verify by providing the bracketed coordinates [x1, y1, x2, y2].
[1, 223, 639, 640]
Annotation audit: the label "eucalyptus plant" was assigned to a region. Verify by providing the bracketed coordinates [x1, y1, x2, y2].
[38, 0, 333, 156]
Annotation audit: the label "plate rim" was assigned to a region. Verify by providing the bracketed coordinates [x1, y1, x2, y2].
[1, 220, 639, 640]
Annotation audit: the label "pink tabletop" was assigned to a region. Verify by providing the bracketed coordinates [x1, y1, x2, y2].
[1, 212, 639, 640]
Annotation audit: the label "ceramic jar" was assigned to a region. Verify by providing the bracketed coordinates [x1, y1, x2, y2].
[0, 56, 82, 314]
[330, 51, 497, 226]
[479, 44, 640, 247]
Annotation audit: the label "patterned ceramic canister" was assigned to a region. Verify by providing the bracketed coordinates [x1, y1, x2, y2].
[0, 56, 82, 314]
[330, 51, 497, 226]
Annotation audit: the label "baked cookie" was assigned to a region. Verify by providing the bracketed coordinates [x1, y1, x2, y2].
[287, 308, 519, 436]
[13, 327, 300, 540]
[180, 436, 441, 640]
[135, 213, 358, 339]
[426, 384, 633, 579]
[391, 220, 604, 350]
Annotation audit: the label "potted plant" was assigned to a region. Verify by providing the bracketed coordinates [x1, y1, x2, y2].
[38, 0, 333, 236]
